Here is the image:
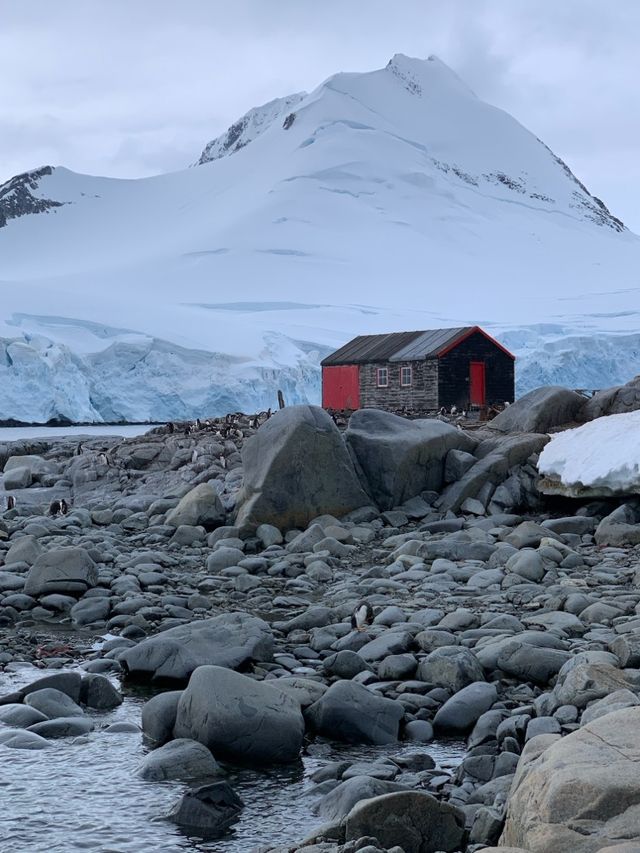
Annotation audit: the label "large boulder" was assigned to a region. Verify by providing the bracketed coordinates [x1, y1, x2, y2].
[165, 483, 225, 530]
[305, 680, 403, 744]
[539, 411, 640, 498]
[500, 707, 640, 852]
[490, 386, 585, 434]
[119, 612, 273, 683]
[581, 375, 640, 421]
[345, 409, 475, 510]
[23, 547, 98, 597]
[345, 791, 467, 853]
[234, 405, 369, 532]
[173, 666, 304, 764]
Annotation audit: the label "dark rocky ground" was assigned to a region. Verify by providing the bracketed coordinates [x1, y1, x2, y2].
[2, 384, 640, 853]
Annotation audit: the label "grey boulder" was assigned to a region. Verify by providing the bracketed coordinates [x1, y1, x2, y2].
[24, 688, 84, 719]
[434, 682, 498, 733]
[345, 408, 475, 510]
[137, 738, 221, 782]
[119, 611, 273, 683]
[345, 791, 467, 853]
[490, 386, 585, 433]
[167, 782, 243, 837]
[165, 483, 225, 530]
[173, 666, 304, 764]
[23, 547, 98, 597]
[305, 680, 403, 745]
[234, 405, 369, 532]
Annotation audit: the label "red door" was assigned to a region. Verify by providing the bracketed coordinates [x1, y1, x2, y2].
[322, 365, 360, 410]
[469, 362, 486, 406]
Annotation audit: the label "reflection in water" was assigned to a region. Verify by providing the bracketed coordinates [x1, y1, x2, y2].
[0, 666, 465, 853]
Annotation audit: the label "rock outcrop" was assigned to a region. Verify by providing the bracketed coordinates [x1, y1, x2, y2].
[500, 708, 640, 852]
[490, 386, 585, 433]
[345, 409, 476, 510]
[235, 405, 369, 532]
[119, 612, 274, 683]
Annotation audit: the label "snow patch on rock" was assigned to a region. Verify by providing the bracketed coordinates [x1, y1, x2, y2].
[538, 411, 640, 496]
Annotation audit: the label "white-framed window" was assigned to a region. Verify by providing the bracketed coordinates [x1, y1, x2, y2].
[376, 367, 388, 387]
[401, 366, 413, 387]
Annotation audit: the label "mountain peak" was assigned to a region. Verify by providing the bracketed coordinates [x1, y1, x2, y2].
[385, 52, 476, 99]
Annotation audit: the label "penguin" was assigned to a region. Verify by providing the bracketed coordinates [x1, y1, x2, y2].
[219, 454, 227, 469]
[48, 499, 61, 517]
[5, 495, 16, 511]
[451, 405, 458, 415]
[97, 452, 109, 466]
[191, 448, 198, 463]
[75, 443, 83, 456]
[167, 422, 175, 434]
[60, 498, 69, 515]
[351, 601, 374, 632]
[195, 418, 203, 431]
[439, 407, 446, 416]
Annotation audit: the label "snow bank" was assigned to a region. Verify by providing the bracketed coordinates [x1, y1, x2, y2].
[538, 411, 640, 496]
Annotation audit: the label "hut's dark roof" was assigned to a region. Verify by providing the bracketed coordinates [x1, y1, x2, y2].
[321, 326, 480, 366]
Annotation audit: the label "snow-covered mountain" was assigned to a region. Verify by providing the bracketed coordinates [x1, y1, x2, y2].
[0, 53, 638, 422]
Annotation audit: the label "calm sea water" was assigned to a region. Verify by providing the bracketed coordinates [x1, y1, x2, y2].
[0, 425, 161, 442]
[0, 666, 464, 853]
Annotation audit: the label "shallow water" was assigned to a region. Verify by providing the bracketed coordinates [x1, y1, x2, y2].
[0, 424, 161, 442]
[0, 666, 465, 853]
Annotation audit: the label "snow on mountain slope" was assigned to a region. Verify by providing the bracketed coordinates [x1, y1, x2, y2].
[0, 53, 638, 422]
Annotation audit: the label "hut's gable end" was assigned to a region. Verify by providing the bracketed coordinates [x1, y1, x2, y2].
[438, 330, 515, 410]
[360, 359, 438, 410]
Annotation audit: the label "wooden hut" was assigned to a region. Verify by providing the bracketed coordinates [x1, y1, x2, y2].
[321, 326, 515, 413]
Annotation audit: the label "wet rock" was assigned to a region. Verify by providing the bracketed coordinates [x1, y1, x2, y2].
[173, 665, 304, 763]
[0, 729, 51, 749]
[119, 611, 273, 683]
[305, 681, 403, 745]
[28, 716, 94, 738]
[24, 688, 84, 719]
[344, 791, 467, 853]
[141, 690, 183, 746]
[167, 782, 243, 837]
[137, 737, 221, 782]
[0, 703, 48, 727]
[79, 674, 123, 710]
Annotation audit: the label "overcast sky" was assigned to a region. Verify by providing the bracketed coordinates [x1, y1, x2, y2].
[2, 1, 639, 230]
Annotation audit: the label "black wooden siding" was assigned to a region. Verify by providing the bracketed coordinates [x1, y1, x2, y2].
[437, 331, 514, 410]
[359, 360, 439, 410]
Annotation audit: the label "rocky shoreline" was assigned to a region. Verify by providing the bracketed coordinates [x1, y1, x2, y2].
[2, 381, 640, 852]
